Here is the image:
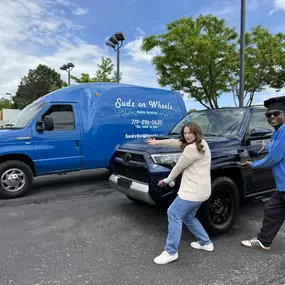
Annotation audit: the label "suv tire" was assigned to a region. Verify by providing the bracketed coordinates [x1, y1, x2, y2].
[198, 176, 240, 236]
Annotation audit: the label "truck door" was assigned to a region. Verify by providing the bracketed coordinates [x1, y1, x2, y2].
[32, 103, 83, 174]
[245, 110, 275, 193]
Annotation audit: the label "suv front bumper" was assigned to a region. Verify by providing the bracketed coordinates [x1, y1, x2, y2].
[109, 174, 156, 205]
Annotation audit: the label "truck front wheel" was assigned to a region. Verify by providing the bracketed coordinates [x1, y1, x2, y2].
[198, 177, 240, 236]
[0, 160, 33, 199]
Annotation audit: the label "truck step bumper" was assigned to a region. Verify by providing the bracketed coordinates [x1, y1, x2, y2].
[109, 174, 155, 205]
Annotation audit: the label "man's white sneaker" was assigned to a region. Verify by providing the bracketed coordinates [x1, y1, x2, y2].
[241, 238, 271, 251]
[153, 251, 178, 265]
[190, 242, 214, 252]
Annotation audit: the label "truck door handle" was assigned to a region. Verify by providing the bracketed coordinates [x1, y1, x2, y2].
[75, 140, 80, 148]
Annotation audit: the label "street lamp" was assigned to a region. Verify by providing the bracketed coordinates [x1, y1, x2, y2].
[239, 0, 246, 107]
[60, 62, 75, 86]
[5, 92, 13, 102]
[105, 31, 125, 83]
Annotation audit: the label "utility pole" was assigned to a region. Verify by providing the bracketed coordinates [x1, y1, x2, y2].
[239, 0, 246, 107]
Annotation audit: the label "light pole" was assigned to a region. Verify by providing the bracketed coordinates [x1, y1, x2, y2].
[239, 0, 246, 107]
[5, 92, 13, 102]
[105, 32, 125, 83]
[60, 63, 75, 86]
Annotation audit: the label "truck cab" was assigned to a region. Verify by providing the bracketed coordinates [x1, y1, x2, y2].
[109, 106, 275, 235]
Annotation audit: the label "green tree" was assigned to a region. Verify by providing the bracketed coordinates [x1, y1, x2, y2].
[228, 26, 285, 106]
[14, 64, 64, 109]
[142, 15, 285, 108]
[71, 57, 121, 83]
[0, 98, 12, 111]
[141, 14, 238, 109]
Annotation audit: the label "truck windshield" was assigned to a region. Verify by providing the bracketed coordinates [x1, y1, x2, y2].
[2, 101, 46, 129]
[169, 109, 246, 138]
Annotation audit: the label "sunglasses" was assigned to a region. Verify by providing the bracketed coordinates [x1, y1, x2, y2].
[265, 111, 284, 118]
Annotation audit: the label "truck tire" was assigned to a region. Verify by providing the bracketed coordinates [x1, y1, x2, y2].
[0, 160, 33, 199]
[198, 177, 240, 236]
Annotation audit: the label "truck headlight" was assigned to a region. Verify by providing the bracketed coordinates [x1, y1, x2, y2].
[151, 153, 181, 167]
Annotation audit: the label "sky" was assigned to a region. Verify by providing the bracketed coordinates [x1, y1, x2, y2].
[1, 0, 285, 110]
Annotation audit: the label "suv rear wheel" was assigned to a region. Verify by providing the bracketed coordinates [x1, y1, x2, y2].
[198, 177, 240, 236]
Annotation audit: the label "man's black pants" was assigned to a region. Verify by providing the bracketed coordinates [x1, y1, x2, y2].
[257, 191, 285, 247]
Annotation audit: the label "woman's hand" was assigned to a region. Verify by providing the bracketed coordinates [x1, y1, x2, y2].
[146, 138, 158, 146]
[157, 179, 167, 187]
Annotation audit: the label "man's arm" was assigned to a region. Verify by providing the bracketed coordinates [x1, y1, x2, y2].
[252, 127, 285, 169]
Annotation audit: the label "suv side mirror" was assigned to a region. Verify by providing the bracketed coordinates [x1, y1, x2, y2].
[36, 115, 54, 132]
[250, 128, 272, 138]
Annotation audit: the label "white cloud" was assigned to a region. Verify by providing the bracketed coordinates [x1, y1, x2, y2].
[0, 0, 159, 98]
[253, 88, 285, 105]
[275, 0, 285, 9]
[199, 0, 272, 20]
[53, 0, 89, 15]
[124, 37, 161, 63]
[72, 7, 89, 15]
[269, 0, 285, 14]
[136, 27, 145, 35]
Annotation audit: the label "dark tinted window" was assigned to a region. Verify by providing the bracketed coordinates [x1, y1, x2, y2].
[169, 109, 246, 138]
[43, 105, 75, 131]
[248, 111, 274, 135]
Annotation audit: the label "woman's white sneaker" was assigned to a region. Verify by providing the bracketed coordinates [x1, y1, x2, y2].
[153, 251, 178, 265]
[190, 242, 214, 252]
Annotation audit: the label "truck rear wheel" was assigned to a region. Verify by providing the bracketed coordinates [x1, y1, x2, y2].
[0, 160, 33, 199]
[198, 177, 240, 236]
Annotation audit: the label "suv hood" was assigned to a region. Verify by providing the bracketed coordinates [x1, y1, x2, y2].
[118, 135, 241, 156]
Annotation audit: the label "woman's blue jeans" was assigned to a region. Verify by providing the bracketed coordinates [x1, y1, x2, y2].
[165, 196, 211, 255]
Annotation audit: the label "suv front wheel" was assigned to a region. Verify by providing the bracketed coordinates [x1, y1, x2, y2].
[198, 177, 240, 236]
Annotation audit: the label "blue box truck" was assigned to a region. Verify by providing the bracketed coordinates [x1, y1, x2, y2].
[0, 83, 186, 198]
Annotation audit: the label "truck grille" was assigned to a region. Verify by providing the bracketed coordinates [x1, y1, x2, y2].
[111, 163, 148, 183]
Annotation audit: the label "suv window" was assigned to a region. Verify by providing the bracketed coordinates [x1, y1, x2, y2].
[43, 105, 75, 131]
[169, 109, 246, 138]
[248, 110, 274, 135]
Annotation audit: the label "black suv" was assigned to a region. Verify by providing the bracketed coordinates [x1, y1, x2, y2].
[109, 107, 275, 235]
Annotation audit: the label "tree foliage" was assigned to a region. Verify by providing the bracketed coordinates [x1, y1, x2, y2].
[71, 57, 120, 83]
[142, 14, 285, 108]
[142, 14, 238, 109]
[13, 64, 64, 109]
[228, 26, 285, 106]
[0, 98, 13, 111]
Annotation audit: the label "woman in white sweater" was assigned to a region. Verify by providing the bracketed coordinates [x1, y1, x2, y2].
[147, 122, 214, 265]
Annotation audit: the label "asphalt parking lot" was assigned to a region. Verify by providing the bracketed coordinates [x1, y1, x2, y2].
[0, 169, 284, 285]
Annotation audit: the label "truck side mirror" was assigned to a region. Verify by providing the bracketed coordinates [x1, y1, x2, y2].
[36, 115, 54, 132]
[250, 128, 272, 138]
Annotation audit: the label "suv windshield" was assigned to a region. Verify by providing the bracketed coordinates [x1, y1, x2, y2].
[169, 109, 246, 138]
[2, 101, 46, 129]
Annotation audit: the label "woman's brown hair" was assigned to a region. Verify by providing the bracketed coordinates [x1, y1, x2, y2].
[180, 122, 205, 154]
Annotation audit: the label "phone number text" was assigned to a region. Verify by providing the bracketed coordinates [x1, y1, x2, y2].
[131, 119, 163, 126]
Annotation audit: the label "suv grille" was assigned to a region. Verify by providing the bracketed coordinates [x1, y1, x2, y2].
[111, 163, 148, 183]
[115, 151, 145, 162]
[111, 151, 148, 183]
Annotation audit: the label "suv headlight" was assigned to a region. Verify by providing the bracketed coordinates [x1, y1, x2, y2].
[151, 153, 182, 167]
